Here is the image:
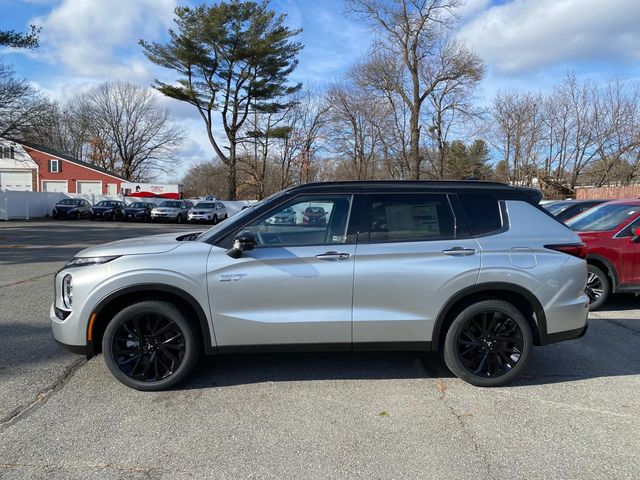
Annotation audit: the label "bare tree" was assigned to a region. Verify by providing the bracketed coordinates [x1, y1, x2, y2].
[72, 81, 184, 181]
[423, 39, 485, 179]
[347, 0, 482, 179]
[327, 81, 387, 180]
[0, 64, 48, 138]
[491, 91, 544, 187]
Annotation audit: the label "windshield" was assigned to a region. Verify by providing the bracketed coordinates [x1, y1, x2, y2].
[197, 195, 281, 243]
[195, 203, 216, 209]
[58, 199, 81, 206]
[129, 202, 148, 208]
[544, 201, 572, 215]
[159, 201, 181, 208]
[568, 203, 640, 232]
[95, 201, 116, 207]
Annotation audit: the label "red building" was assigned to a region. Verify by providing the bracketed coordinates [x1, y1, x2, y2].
[21, 142, 126, 195]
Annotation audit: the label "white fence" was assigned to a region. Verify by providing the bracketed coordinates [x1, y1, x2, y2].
[0, 191, 255, 221]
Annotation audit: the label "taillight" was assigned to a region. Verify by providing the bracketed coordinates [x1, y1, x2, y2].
[544, 243, 588, 259]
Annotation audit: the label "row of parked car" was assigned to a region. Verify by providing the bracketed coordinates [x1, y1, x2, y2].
[542, 198, 640, 309]
[51, 199, 229, 224]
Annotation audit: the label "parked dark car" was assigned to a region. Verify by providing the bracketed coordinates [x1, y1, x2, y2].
[52, 199, 92, 219]
[567, 200, 640, 310]
[123, 202, 155, 222]
[302, 206, 328, 225]
[90, 200, 127, 221]
[544, 199, 607, 223]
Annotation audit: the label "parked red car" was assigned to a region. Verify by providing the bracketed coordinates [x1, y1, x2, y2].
[302, 206, 328, 225]
[567, 200, 640, 309]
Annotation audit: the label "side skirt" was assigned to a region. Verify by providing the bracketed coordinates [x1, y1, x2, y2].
[214, 342, 433, 355]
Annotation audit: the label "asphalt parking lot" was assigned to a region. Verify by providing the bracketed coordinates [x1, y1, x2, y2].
[0, 220, 639, 479]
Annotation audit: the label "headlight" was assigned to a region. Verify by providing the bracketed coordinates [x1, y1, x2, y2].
[62, 274, 73, 309]
[64, 256, 120, 268]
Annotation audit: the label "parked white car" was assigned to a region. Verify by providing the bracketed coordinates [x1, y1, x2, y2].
[188, 201, 228, 224]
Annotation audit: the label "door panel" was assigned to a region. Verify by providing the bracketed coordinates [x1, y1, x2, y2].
[207, 245, 356, 346]
[352, 192, 481, 344]
[352, 239, 480, 343]
[208, 193, 357, 347]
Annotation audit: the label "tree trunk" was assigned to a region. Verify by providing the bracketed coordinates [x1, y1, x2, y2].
[227, 140, 237, 200]
[409, 110, 421, 179]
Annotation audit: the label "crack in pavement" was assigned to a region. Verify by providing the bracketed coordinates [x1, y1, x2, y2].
[0, 271, 58, 289]
[417, 357, 496, 479]
[434, 379, 497, 480]
[0, 357, 86, 431]
[0, 462, 168, 480]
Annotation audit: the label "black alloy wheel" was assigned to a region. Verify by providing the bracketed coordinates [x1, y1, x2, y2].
[586, 264, 609, 310]
[103, 301, 201, 390]
[444, 299, 532, 387]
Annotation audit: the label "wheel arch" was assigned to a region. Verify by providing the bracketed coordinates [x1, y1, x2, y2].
[87, 284, 215, 357]
[586, 254, 618, 291]
[432, 282, 548, 349]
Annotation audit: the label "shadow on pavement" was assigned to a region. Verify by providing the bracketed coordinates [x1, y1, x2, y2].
[179, 316, 640, 390]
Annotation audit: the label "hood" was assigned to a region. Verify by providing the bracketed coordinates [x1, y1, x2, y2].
[93, 205, 115, 210]
[75, 231, 203, 257]
[577, 231, 613, 245]
[125, 206, 146, 211]
[191, 208, 215, 213]
[153, 207, 179, 212]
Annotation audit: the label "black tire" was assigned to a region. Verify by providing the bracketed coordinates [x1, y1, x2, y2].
[176, 214, 183, 224]
[224, 214, 228, 220]
[76, 211, 81, 220]
[212, 215, 218, 225]
[586, 264, 610, 310]
[90, 215, 95, 221]
[102, 300, 201, 391]
[443, 299, 533, 387]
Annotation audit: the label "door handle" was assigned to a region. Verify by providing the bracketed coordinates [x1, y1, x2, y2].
[442, 247, 476, 256]
[316, 251, 351, 261]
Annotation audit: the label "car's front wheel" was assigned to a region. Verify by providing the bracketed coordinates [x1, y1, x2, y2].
[102, 301, 201, 391]
[586, 264, 609, 310]
[443, 299, 533, 387]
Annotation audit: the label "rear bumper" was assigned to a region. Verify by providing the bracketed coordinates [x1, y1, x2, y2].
[542, 323, 588, 345]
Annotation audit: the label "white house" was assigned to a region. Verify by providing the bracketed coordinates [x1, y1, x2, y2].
[0, 138, 38, 191]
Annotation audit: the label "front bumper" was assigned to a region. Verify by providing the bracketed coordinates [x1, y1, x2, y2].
[188, 214, 213, 222]
[151, 212, 179, 220]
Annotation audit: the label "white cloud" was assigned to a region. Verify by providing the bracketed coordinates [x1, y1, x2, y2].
[458, 0, 640, 73]
[31, 0, 176, 81]
[457, 0, 491, 19]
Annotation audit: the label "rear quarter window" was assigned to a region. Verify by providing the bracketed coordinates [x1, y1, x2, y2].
[458, 193, 503, 236]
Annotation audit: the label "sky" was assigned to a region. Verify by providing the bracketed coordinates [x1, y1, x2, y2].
[2, 0, 640, 181]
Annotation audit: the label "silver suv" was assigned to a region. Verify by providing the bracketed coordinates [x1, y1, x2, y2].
[150, 200, 194, 223]
[51, 181, 589, 390]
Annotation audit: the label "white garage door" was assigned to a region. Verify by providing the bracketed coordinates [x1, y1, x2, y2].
[77, 181, 102, 195]
[0, 171, 33, 191]
[43, 180, 68, 193]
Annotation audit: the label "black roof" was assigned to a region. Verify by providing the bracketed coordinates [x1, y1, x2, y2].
[18, 140, 128, 181]
[287, 180, 543, 203]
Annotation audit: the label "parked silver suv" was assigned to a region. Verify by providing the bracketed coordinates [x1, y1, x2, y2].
[51, 181, 589, 390]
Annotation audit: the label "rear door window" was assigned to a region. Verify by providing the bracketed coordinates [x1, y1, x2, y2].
[363, 194, 456, 242]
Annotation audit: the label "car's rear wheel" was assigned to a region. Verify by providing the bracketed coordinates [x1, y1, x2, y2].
[586, 264, 609, 310]
[102, 301, 201, 391]
[443, 299, 533, 387]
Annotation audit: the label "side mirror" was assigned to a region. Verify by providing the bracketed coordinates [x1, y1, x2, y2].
[632, 226, 640, 243]
[226, 230, 255, 258]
